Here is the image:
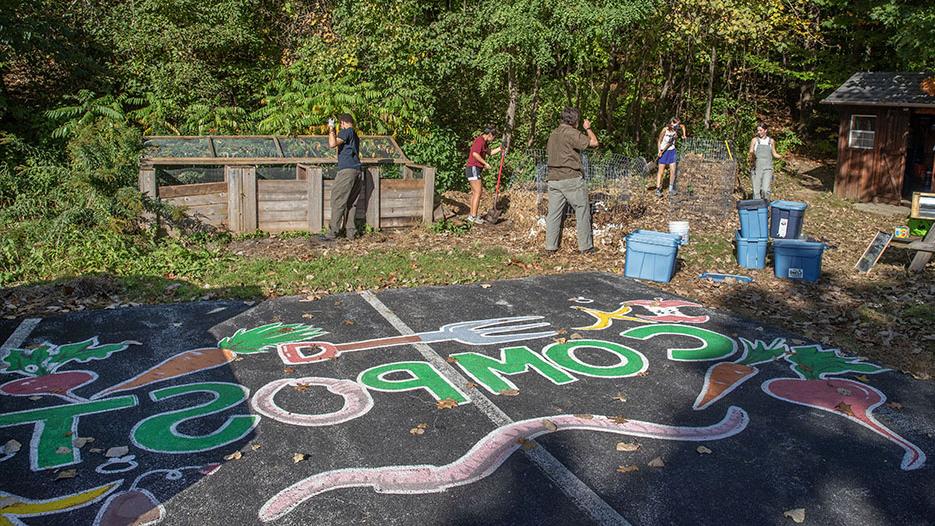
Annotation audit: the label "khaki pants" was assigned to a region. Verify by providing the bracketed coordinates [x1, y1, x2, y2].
[329, 168, 362, 238]
[545, 176, 592, 252]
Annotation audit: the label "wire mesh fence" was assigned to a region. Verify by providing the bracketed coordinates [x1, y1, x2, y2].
[668, 137, 739, 217]
[509, 149, 648, 199]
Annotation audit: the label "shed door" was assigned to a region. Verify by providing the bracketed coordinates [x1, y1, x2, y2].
[874, 108, 909, 203]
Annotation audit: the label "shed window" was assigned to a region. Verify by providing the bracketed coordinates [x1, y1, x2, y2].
[848, 115, 876, 149]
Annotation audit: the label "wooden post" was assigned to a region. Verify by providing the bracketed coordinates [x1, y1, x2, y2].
[242, 166, 258, 232]
[226, 166, 243, 232]
[402, 166, 413, 180]
[138, 166, 157, 197]
[296, 164, 307, 181]
[422, 167, 436, 224]
[366, 166, 381, 229]
[307, 166, 323, 233]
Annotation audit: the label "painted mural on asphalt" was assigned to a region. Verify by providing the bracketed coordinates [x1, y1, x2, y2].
[0, 297, 925, 525]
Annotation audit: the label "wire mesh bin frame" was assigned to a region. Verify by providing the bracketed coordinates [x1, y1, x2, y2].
[668, 138, 739, 217]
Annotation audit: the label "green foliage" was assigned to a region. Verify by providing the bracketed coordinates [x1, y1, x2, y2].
[431, 218, 472, 236]
[403, 127, 466, 192]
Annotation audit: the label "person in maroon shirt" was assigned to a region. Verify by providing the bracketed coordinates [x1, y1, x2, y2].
[464, 126, 502, 224]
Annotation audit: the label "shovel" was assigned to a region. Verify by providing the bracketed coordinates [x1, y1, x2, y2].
[483, 148, 507, 223]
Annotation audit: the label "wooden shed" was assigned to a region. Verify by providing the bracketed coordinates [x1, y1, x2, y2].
[138, 135, 437, 233]
[822, 72, 935, 204]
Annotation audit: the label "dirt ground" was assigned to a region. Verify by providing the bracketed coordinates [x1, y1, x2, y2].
[3, 155, 933, 378]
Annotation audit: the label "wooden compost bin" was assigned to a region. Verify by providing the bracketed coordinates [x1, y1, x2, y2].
[138, 135, 436, 233]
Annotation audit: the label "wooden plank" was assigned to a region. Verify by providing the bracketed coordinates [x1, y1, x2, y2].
[401, 166, 413, 179]
[296, 164, 307, 181]
[381, 189, 422, 199]
[226, 166, 243, 232]
[366, 166, 380, 229]
[382, 207, 424, 218]
[381, 196, 422, 207]
[382, 179, 425, 190]
[380, 216, 422, 228]
[146, 157, 408, 166]
[163, 193, 228, 207]
[257, 192, 309, 202]
[158, 182, 228, 198]
[258, 210, 307, 222]
[242, 166, 258, 231]
[262, 221, 310, 233]
[308, 166, 323, 233]
[909, 227, 935, 272]
[422, 167, 436, 224]
[258, 180, 308, 192]
[255, 199, 308, 212]
[139, 167, 157, 197]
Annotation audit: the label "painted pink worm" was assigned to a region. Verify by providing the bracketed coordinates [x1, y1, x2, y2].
[259, 406, 749, 522]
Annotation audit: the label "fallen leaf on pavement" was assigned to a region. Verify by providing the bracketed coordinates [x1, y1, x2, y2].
[885, 402, 903, 410]
[611, 392, 627, 402]
[446, 356, 458, 363]
[3, 439, 22, 455]
[88, 448, 103, 454]
[55, 447, 71, 455]
[283, 367, 296, 374]
[54, 469, 77, 480]
[574, 413, 594, 420]
[648, 457, 665, 468]
[855, 375, 871, 383]
[72, 437, 93, 448]
[480, 284, 491, 289]
[251, 443, 262, 451]
[465, 382, 478, 389]
[292, 383, 312, 393]
[223, 451, 243, 461]
[696, 445, 713, 455]
[105, 446, 129, 458]
[436, 398, 459, 409]
[783, 508, 806, 523]
[616, 465, 639, 473]
[292, 453, 306, 463]
[609, 416, 628, 424]
[636, 371, 649, 377]
[570, 332, 584, 339]
[834, 402, 854, 417]
[499, 389, 520, 396]
[616, 442, 640, 452]
[542, 419, 558, 432]
[343, 319, 355, 326]
[516, 438, 537, 450]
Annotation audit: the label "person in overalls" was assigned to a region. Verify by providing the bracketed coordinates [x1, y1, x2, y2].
[654, 117, 687, 197]
[748, 123, 781, 200]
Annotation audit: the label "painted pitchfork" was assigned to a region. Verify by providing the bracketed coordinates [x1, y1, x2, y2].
[278, 316, 556, 364]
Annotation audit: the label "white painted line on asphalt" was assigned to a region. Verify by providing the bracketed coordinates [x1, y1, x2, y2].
[1, 318, 41, 351]
[359, 290, 631, 526]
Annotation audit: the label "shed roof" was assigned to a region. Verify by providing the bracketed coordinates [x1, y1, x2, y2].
[822, 72, 935, 108]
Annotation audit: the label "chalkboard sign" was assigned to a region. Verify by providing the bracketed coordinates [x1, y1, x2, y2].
[855, 231, 893, 273]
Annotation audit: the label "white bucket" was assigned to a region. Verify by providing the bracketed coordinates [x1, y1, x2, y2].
[669, 221, 690, 245]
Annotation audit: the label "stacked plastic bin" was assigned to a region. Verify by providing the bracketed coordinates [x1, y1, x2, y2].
[734, 199, 825, 282]
[624, 230, 681, 282]
[736, 200, 769, 269]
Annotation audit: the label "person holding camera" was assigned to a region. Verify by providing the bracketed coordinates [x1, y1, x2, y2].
[323, 114, 362, 241]
[544, 107, 599, 254]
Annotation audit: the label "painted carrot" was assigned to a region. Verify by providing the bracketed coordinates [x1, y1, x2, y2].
[92, 323, 325, 399]
[762, 344, 925, 471]
[693, 338, 787, 410]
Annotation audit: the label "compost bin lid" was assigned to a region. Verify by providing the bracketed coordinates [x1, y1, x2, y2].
[772, 238, 825, 250]
[770, 200, 808, 211]
[736, 199, 769, 210]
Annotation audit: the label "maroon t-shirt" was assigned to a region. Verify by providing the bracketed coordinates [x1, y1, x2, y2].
[465, 136, 489, 168]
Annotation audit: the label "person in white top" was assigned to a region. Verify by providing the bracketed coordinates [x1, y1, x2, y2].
[654, 117, 687, 197]
[747, 123, 781, 200]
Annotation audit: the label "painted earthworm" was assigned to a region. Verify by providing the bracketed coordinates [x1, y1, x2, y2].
[259, 406, 749, 522]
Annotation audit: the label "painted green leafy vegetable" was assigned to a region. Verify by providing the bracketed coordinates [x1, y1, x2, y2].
[218, 323, 327, 354]
[2, 338, 139, 376]
[786, 345, 887, 380]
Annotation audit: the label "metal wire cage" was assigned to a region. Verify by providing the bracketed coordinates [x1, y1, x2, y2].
[668, 137, 739, 216]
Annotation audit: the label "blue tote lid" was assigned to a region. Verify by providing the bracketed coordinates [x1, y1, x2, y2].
[770, 200, 808, 211]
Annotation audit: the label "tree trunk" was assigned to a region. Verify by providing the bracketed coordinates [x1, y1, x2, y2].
[797, 81, 815, 132]
[704, 46, 717, 129]
[504, 65, 518, 152]
[527, 65, 541, 148]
